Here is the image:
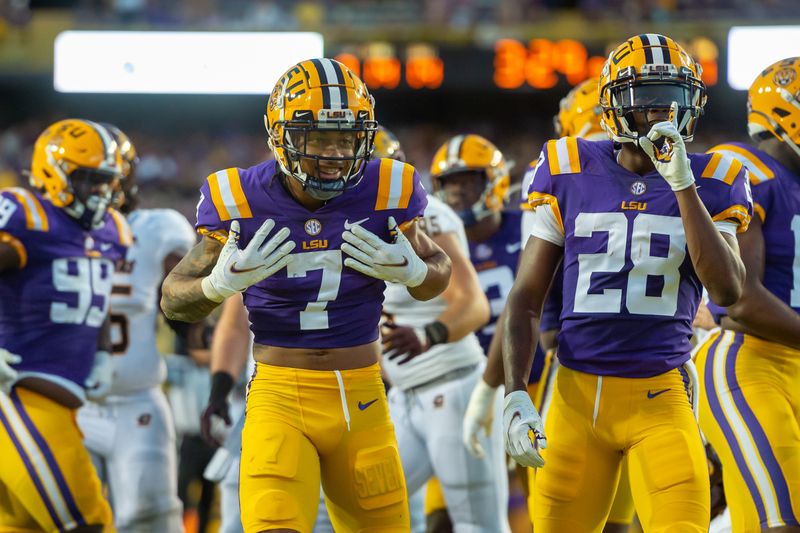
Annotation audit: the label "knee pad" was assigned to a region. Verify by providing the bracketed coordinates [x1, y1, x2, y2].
[353, 445, 405, 510]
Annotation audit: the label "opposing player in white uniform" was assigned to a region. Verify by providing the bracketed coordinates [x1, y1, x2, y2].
[382, 189, 507, 532]
[77, 126, 194, 533]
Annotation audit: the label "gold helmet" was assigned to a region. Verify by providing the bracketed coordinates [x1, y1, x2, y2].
[599, 34, 706, 143]
[30, 119, 122, 229]
[555, 78, 606, 140]
[265, 58, 378, 200]
[101, 123, 140, 213]
[372, 126, 406, 162]
[430, 134, 510, 225]
[748, 57, 800, 159]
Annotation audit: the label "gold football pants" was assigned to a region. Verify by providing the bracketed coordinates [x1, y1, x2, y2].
[240, 362, 408, 533]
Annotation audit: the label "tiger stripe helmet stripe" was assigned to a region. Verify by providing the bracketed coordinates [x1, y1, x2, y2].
[376, 159, 415, 210]
[707, 144, 775, 184]
[207, 168, 252, 222]
[10, 188, 49, 232]
[546, 138, 581, 175]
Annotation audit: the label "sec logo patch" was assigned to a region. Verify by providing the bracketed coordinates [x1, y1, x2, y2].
[304, 219, 322, 236]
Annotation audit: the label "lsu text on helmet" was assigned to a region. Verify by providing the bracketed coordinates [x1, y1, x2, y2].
[599, 34, 706, 143]
[265, 58, 378, 201]
[430, 134, 510, 226]
[29, 119, 123, 229]
[555, 77, 606, 140]
[748, 57, 800, 159]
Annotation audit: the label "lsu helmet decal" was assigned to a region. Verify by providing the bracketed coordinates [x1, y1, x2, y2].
[265, 58, 378, 200]
[430, 134, 510, 225]
[748, 57, 800, 158]
[599, 34, 706, 143]
[30, 119, 122, 229]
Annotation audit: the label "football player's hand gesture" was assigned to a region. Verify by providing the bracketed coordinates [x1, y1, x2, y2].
[463, 378, 501, 458]
[381, 322, 428, 364]
[85, 350, 113, 401]
[341, 217, 428, 287]
[0, 347, 21, 395]
[638, 101, 695, 192]
[503, 390, 547, 468]
[201, 219, 295, 302]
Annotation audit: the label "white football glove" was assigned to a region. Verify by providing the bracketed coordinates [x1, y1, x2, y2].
[85, 350, 114, 401]
[503, 390, 547, 468]
[0, 348, 21, 395]
[637, 101, 695, 192]
[201, 219, 296, 302]
[463, 378, 501, 458]
[341, 216, 428, 287]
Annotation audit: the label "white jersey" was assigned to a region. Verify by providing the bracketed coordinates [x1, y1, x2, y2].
[382, 196, 484, 390]
[109, 209, 197, 395]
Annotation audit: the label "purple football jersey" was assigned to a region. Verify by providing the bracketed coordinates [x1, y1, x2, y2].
[527, 138, 752, 378]
[0, 189, 129, 387]
[708, 142, 800, 313]
[195, 159, 427, 349]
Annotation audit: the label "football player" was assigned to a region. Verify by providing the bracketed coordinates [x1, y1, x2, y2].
[382, 135, 504, 531]
[161, 58, 451, 532]
[695, 57, 800, 532]
[503, 34, 752, 532]
[198, 126, 413, 533]
[77, 125, 194, 533]
[0, 119, 128, 532]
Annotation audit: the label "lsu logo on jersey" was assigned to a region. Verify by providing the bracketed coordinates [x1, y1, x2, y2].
[302, 239, 328, 250]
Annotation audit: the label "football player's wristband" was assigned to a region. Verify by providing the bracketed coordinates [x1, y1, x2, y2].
[209, 371, 235, 404]
[424, 321, 449, 348]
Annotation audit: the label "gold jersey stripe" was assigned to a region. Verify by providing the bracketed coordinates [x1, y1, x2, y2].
[9, 188, 49, 232]
[712, 204, 752, 233]
[108, 209, 133, 246]
[528, 191, 564, 233]
[207, 168, 252, 222]
[0, 231, 27, 268]
[376, 159, 415, 210]
[546, 137, 581, 176]
[707, 144, 775, 184]
[701, 153, 743, 185]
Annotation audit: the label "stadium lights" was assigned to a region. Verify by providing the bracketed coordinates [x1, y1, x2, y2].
[54, 31, 324, 94]
[727, 26, 800, 90]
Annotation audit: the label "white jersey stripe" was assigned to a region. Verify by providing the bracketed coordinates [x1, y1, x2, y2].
[386, 160, 405, 209]
[15, 189, 45, 230]
[714, 150, 770, 184]
[215, 170, 242, 220]
[555, 137, 572, 175]
[711, 155, 737, 182]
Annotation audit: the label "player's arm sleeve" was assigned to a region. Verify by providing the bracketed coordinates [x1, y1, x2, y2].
[709, 166, 753, 235]
[195, 178, 231, 244]
[525, 149, 565, 247]
[0, 190, 31, 269]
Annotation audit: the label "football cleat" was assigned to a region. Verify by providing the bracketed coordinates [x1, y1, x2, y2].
[429, 134, 510, 226]
[372, 126, 406, 162]
[748, 57, 800, 159]
[101, 123, 140, 214]
[265, 58, 378, 201]
[29, 119, 123, 229]
[599, 34, 706, 143]
[554, 77, 606, 140]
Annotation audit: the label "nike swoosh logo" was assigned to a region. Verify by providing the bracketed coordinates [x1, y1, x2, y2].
[647, 388, 670, 399]
[229, 262, 260, 274]
[358, 399, 378, 411]
[344, 217, 369, 230]
[505, 242, 522, 254]
[100, 243, 113, 251]
[375, 258, 408, 268]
